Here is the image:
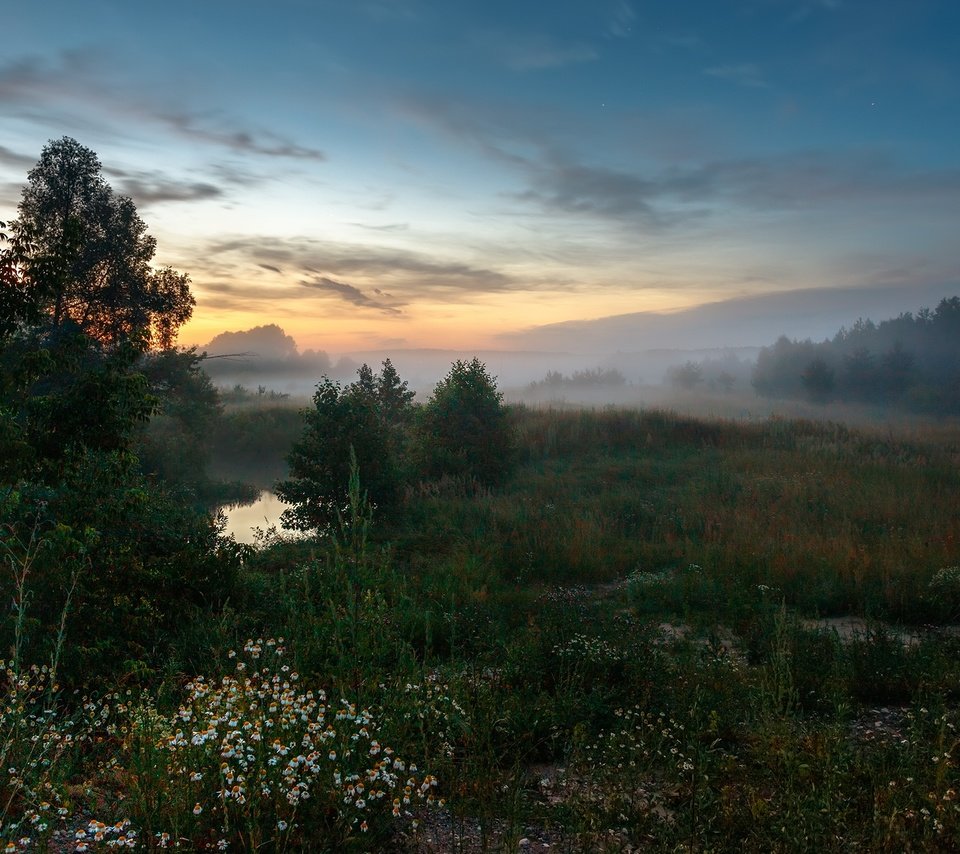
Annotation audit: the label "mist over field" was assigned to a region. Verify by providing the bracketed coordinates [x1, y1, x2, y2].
[198, 282, 960, 416]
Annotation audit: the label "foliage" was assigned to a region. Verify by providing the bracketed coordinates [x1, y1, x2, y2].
[209, 404, 305, 489]
[0, 326, 154, 480]
[0, 406, 959, 849]
[0, 450, 242, 684]
[2, 137, 193, 349]
[115, 641, 437, 851]
[668, 360, 704, 390]
[416, 358, 513, 485]
[0, 140, 235, 688]
[134, 349, 224, 495]
[528, 367, 627, 394]
[276, 361, 414, 531]
[801, 356, 835, 403]
[752, 297, 960, 413]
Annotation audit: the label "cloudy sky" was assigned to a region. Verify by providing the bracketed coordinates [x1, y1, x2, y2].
[2, 0, 958, 352]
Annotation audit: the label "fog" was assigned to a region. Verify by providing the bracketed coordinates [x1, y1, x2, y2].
[200, 289, 960, 419]
[201, 334, 761, 409]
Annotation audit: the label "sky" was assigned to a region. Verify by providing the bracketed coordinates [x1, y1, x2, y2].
[2, 0, 959, 354]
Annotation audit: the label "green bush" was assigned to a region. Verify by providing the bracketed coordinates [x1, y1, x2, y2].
[416, 358, 513, 485]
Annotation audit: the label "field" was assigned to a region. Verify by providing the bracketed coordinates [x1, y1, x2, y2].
[5, 405, 960, 851]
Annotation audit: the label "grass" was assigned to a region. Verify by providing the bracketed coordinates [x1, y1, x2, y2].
[4, 405, 960, 850]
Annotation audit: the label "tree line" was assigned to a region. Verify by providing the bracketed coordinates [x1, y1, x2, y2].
[751, 298, 960, 412]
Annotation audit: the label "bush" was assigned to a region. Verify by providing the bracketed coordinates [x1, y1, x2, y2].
[417, 358, 512, 485]
[276, 361, 414, 531]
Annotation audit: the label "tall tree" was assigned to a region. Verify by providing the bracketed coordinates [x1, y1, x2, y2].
[3, 137, 193, 348]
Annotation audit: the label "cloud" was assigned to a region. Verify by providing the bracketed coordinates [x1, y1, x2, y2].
[704, 63, 771, 89]
[393, 87, 960, 230]
[155, 111, 326, 161]
[0, 52, 326, 162]
[351, 221, 410, 232]
[193, 236, 517, 304]
[604, 0, 637, 38]
[100, 163, 265, 207]
[513, 160, 663, 223]
[508, 146, 960, 227]
[112, 175, 223, 205]
[302, 275, 404, 315]
[392, 90, 557, 169]
[0, 144, 35, 170]
[673, 151, 960, 210]
[475, 32, 598, 71]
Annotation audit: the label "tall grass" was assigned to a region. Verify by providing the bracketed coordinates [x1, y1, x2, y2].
[3, 405, 960, 850]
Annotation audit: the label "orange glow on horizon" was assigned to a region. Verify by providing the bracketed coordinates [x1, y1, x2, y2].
[177, 284, 711, 354]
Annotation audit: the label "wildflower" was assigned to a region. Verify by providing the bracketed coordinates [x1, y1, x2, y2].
[193, 803, 203, 815]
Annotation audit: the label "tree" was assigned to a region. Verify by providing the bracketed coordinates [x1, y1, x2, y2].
[878, 342, 915, 403]
[134, 348, 224, 493]
[840, 347, 878, 401]
[3, 137, 193, 349]
[0, 141, 236, 685]
[417, 358, 512, 485]
[801, 357, 835, 404]
[668, 361, 703, 391]
[276, 361, 414, 531]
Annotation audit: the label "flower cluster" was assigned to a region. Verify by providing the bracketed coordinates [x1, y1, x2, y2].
[553, 634, 624, 664]
[73, 819, 138, 850]
[0, 661, 106, 849]
[396, 673, 466, 763]
[128, 639, 437, 847]
[582, 706, 697, 778]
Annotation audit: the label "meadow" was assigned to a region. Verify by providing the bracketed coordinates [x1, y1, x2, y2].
[4, 405, 960, 852]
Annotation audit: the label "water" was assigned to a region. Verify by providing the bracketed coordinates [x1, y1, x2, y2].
[221, 491, 292, 544]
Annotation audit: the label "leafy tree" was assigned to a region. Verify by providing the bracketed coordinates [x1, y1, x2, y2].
[715, 371, 736, 393]
[2, 137, 193, 348]
[840, 347, 878, 401]
[753, 336, 821, 399]
[0, 140, 235, 685]
[417, 358, 512, 485]
[0, 139, 202, 478]
[276, 361, 414, 531]
[668, 361, 703, 391]
[801, 357, 835, 404]
[1, 449, 241, 683]
[0, 327, 154, 478]
[135, 349, 224, 494]
[878, 342, 916, 403]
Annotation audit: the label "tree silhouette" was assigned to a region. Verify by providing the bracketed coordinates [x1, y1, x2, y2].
[417, 358, 512, 484]
[801, 357, 835, 404]
[3, 137, 193, 348]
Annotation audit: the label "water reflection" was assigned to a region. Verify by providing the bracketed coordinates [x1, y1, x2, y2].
[221, 491, 295, 544]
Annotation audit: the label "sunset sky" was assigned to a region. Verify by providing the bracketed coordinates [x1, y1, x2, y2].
[2, 0, 958, 353]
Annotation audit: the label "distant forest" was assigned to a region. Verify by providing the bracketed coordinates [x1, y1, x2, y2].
[751, 296, 960, 413]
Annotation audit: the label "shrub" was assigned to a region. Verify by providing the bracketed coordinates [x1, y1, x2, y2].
[417, 358, 512, 485]
[277, 361, 413, 532]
